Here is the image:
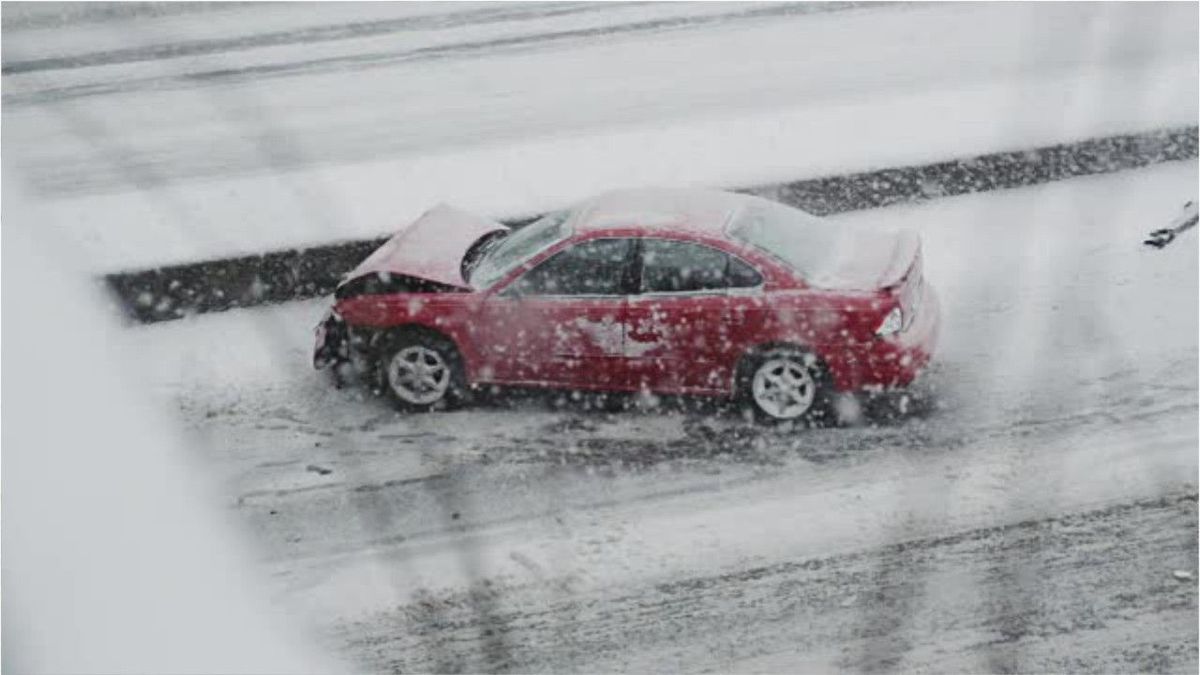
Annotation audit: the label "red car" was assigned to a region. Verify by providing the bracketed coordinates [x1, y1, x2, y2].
[314, 188, 939, 422]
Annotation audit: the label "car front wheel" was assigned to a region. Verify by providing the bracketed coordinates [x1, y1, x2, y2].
[378, 332, 467, 411]
[740, 348, 831, 424]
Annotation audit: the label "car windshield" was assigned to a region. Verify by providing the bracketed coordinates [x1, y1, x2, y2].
[727, 201, 843, 281]
[469, 210, 572, 288]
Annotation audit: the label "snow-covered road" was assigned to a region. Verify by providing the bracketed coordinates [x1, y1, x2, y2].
[4, 1, 1195, 272]
[122, 160, 1198, 672]
[4, 2, 1197, 672]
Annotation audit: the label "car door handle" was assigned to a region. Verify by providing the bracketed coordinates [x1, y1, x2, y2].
[628, 327, 662, 342]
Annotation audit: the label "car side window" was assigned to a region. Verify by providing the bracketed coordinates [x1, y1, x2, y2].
[511, 238, 635, 296]
[727, 255, 763, 289]
[640, 239, 762, 293]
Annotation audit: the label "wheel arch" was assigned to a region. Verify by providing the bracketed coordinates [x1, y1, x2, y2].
[373, 322, 476, 410]
[733, 341, 831, 393]
[371, 322, 474, 376]
[734, 341, 841, 424]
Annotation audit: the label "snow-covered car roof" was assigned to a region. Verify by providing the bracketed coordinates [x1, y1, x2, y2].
[570, 187, 758, 236]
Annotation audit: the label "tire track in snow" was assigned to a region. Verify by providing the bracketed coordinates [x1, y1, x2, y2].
[234, 367, 1194, 566]
[1, 4, 638, 76]
[2, 2, 864, 104]
[105, 125, 1198, 323]
[0, 2, 241, 31]
[334, 492, 1197, 673]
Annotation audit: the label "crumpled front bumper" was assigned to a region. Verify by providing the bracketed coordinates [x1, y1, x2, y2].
[312, 309, 349, 369]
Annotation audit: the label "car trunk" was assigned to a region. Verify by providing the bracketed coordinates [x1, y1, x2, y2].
[804, 226, 924, 328]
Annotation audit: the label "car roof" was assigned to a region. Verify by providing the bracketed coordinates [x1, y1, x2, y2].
[570, 187, 756, 237]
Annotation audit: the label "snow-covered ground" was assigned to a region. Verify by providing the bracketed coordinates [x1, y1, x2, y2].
[4, 2, 1197, 672]
[120, 160, 1198, 671]
[2, 187, 344, 674]
[3, 1, 1196, 272]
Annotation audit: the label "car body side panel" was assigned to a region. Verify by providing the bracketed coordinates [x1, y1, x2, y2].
[731, 288, 936, 392]
[335, 292, 488, 379]
[713, 290, 892, 393]
[473, 295, 628, 389]
[625, 292, 736, 393]
[336, 284, 934, 397]
[330, 214, 938, 399]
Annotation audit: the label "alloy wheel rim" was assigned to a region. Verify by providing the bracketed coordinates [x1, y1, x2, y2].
[751, 358, 816, 419]
[387, 346, 450, 405]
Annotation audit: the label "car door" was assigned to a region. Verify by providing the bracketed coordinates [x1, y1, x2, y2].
[625, 238, 764, 394]
[476, 237, 637, 390]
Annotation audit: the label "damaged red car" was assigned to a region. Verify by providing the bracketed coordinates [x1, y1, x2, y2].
[314, 188, 939, 422]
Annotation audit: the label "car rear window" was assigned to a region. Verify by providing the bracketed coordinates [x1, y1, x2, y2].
[727, 201, 841, 278]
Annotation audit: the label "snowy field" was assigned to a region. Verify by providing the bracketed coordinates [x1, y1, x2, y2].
[3, 2, 1197, 673]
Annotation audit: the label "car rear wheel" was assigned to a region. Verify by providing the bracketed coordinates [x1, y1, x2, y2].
[740, 348, 831, 424]
[378, 331, 467, 411]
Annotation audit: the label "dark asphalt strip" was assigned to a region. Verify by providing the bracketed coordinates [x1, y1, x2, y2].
[104, 125, 1197, 324]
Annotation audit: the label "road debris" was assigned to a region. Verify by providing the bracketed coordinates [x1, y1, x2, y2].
[1144, 200, 1198, 249]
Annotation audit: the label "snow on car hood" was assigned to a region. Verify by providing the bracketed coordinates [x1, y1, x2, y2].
[342, 204, 508, 289]
[804, 226, 921, 290]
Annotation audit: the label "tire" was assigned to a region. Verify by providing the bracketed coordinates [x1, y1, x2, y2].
[376, 330, 468, 412]
[737, 347, 833, 425]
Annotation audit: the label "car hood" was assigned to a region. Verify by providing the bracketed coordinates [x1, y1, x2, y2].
[805, 226, 920, 290]
[341, 204, 508, 290]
